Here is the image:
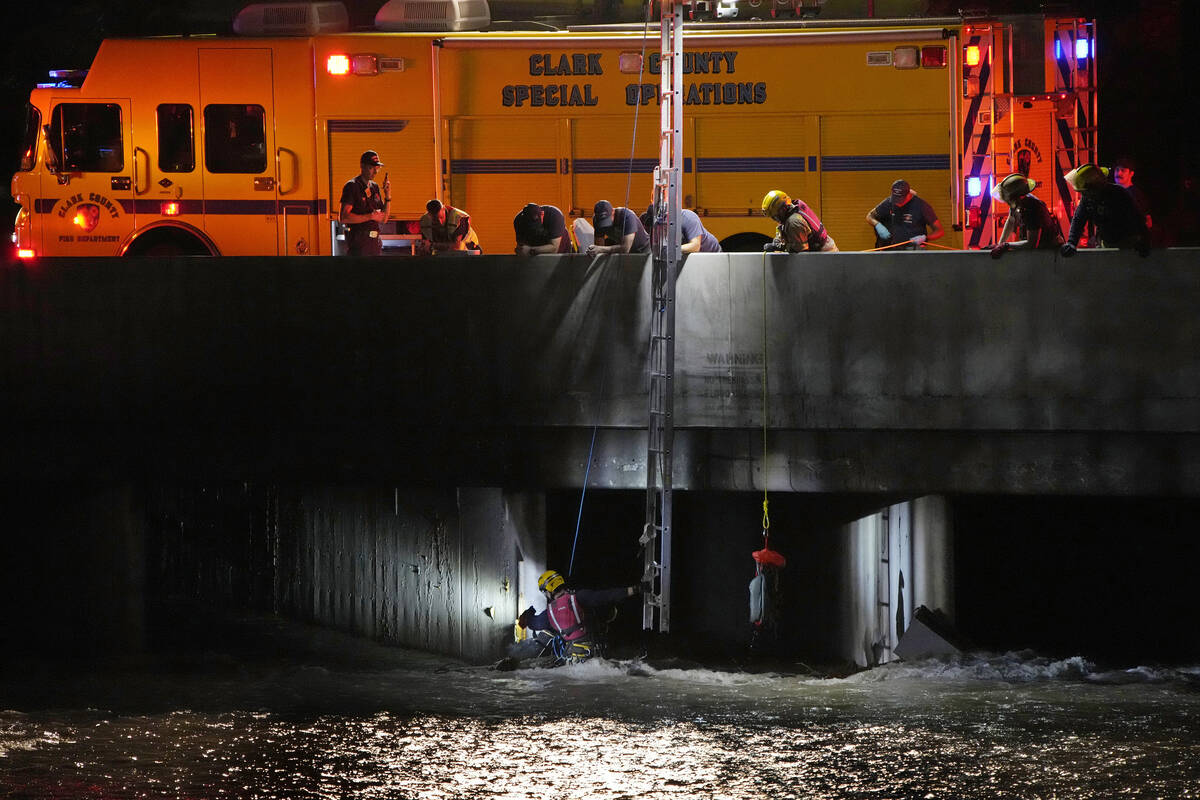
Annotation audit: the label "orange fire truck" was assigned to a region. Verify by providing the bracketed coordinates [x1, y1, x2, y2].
[9, 2, 1096, 257]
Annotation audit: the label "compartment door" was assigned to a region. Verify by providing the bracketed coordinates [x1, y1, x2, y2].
[446, 118, 564, 253]
[199, 48, 278, 255]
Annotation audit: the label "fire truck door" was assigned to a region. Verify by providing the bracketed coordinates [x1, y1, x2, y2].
[42, 98, 136, 256]
[198, 48, 278, 255]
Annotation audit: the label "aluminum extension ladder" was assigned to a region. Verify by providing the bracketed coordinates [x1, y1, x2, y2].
[641, 0, 684, 634]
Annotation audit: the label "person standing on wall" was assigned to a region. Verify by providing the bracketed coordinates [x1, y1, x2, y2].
[339, 150, 391, 256]
[866, 179, 945, 250]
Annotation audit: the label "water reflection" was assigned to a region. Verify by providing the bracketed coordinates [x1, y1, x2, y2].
[2, 616, 1198, 799]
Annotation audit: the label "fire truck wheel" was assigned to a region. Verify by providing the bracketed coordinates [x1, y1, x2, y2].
[720, 233, 773, 253]
[124, 230, 213, 257]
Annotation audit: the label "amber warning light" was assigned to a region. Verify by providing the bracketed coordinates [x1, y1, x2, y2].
[965, 45, 982, 67]
[327, 54, 350, 75]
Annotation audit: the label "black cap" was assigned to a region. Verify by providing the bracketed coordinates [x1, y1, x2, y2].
[593, 200, 615, 229]
[360, 150, 385, 167]
[519, 203, 542, 223]
[891, 179, 910, 199]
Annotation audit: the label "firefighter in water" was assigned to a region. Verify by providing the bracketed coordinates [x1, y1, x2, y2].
[989, 173, 1064, 258]
[339, 150, 391, 256]
[417, 199, 480, 254]
[761, 190, 838, 252]
[515, 570, 640, 663]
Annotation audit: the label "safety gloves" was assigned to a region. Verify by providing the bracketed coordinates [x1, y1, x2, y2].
[517, 606, 535, 629]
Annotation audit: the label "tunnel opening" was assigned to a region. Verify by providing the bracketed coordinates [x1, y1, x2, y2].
[951, 494, 1200, 666]
[7, 482, 1200, 668]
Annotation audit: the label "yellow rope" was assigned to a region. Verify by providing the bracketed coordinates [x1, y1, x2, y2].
[865, 238, 958, 252]
[761, 251, 770, 534]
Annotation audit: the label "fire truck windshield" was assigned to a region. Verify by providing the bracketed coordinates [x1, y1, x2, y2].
[18, 104, 40, 172]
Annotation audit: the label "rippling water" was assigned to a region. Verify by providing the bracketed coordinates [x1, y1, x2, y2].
[2, 615, 1198, 799]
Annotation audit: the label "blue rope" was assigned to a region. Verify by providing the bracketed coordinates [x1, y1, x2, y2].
[569, 5, 649, 581]
[568, 424, 600, 578]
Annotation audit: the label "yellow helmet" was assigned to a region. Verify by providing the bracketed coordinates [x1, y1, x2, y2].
[992, 173, 1038, 204]
[538, 570, 565, 594]
[1064, 163, 1109, 191]
[761, 190, 792, 221]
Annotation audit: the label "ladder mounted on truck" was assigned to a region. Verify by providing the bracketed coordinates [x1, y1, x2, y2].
[642, 0, 684, 634]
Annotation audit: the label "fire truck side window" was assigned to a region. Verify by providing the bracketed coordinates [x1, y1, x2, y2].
[48, 103, 124, 173]
[203, 104, 266, 174]
[19, 104, 40, 171]
[157, 104, 195, 172]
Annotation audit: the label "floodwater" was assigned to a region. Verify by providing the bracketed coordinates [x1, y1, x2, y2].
[2, 615, 1198, 799]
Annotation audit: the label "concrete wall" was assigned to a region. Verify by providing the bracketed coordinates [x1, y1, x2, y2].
[2, 482, 145, 657]
[275, 487, 544, 663]
[4, 250, 1200, 495]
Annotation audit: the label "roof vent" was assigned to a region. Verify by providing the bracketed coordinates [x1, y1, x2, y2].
[234, 2, 351, 35]
[374, 0, 491, 32]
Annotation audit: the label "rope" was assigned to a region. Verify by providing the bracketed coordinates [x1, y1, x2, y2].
[761, 251, 770, 535]
[865, 237, 957, 252]
[566, 429, 595, 578]
[620, 5, 653, 215]
[572, 8, 651, 579]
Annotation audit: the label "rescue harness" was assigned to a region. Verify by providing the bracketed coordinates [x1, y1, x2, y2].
[788, 199, 829, 251]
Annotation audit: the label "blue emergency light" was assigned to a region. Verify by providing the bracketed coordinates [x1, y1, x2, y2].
[1055, 38, 1093, 61]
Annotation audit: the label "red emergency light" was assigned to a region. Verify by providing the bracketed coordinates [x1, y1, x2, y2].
[921, 46, 947, 68]
[17, 248, 36, 259]
[161, 201, 180, 216]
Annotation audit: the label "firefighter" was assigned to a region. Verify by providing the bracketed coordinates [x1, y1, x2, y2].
[640, 204, 723, 253]
[418, 199, 479, 254]
[1113, 156, 1152, 231]
[514, 203, 574, 255]
[989, 173, 1063, 258]
[761, 190, 838, 252]
[339, 150, 391, 256]
[586, 200, 651, 256]
[866, 179, 945, 249]
[515, 569, 640, 663]
[1061, 163, 1149, 256]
